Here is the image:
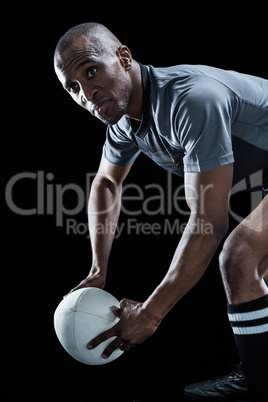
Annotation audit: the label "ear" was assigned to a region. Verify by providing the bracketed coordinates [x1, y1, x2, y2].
[117, 45, 132, 71]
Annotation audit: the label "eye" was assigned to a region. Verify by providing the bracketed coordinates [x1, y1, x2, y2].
[69, 83, 79, 93]
[87, 67, 97, 78]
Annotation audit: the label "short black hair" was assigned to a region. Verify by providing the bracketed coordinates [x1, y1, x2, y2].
[54, 22, 121, 57]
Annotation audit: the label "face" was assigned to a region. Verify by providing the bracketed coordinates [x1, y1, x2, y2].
[54, 36, 132, 125]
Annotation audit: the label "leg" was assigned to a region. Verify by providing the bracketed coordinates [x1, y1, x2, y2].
[219, 194, 268, 304]
[219, 195, 268, 401]
[183, 199, 267, 401]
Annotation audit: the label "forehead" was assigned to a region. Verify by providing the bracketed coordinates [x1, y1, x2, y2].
[54, 36, 102, 83]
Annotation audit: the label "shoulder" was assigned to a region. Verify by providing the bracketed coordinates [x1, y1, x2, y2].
[183, 76, 233, 113]
[147, 64, 234, 108]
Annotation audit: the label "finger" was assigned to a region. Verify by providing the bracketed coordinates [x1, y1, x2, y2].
[119, 343, 132, 352]
[101, 337, 124, 359]
[119, 298, 129, 309]
[119, 298, 139, 309]
[63, 286, 79, 298]
[87, 327, 116, 350]
[64, 282, 89, 298]
[111, 305, 122, 318]
[63, 289, 74, 298]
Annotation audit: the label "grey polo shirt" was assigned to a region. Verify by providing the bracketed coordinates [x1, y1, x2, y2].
[103, 64, 268, 177]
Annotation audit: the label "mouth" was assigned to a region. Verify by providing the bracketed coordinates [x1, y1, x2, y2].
[93, 99, 111, 116]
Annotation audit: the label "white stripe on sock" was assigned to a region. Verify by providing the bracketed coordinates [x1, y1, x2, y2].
[232, 323, 268, 335]
[228, 307, 268, 322]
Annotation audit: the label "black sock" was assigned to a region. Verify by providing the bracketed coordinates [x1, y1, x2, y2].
[227, 294, 268, 401]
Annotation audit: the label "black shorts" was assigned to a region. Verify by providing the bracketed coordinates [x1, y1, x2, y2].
[232, 137, 268, 198]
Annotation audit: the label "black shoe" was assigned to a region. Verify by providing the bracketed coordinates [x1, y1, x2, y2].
[183, 365, 249, 401]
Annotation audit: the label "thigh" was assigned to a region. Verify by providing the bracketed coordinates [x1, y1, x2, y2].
[221, 194, 268, 302]
[232, 194, 268, 262]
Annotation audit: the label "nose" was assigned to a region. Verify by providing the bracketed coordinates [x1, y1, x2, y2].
[81, 86, 98, 105]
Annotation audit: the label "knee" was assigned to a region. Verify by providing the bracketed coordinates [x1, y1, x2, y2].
[219, 229, 265, 279]
[219, 232, 266, 303]
[219, 232, 256, 298]
[219, 235, 248, 278]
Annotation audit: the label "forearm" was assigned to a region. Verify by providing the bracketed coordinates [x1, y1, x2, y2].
[88, 176, 122, 274]
[143, 216, 226, 322]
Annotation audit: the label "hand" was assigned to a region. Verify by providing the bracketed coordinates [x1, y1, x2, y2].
[87, 298, 161, 359]
[64, 267, 106, 298]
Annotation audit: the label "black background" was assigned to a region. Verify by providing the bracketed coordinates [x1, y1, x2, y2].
[3, 2, 267, 401]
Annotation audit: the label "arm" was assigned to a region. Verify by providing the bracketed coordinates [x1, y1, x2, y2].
[87, 164, 233, 356]
[143, 164, 233, 320]
[67, 154, 133, 294]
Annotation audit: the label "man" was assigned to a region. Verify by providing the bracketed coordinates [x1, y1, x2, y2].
[54, 23, 268, 401]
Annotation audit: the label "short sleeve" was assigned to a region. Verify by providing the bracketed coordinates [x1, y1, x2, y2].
[103, 119, 141, 166]
[178, 78, 235, 173]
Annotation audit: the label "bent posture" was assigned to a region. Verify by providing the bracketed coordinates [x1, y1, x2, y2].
[54, 23, 268, 401]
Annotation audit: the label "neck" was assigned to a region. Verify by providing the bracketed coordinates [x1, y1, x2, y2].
[125, 60, 143, 121]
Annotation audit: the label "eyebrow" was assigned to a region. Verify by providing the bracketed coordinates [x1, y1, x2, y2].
[77, 59, 95, 68]
[63, 59, 95, 90]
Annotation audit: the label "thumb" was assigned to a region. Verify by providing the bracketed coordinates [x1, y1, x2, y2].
[63, 286, 78, 299]
[111, 305, 122, 318]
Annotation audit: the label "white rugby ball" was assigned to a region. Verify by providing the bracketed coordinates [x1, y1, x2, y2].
[54, 287, 124, 365]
